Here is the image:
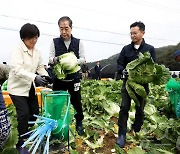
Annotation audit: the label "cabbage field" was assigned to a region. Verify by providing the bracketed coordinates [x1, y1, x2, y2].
[1, 79, 180, 154]
[74, 79, 180, 154]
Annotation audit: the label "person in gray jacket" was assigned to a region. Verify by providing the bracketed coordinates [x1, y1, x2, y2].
[7, 23, 49, 152]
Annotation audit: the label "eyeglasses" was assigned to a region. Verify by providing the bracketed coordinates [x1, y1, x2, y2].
[130, 30, 144, 36]
[130, 32, 139, 36]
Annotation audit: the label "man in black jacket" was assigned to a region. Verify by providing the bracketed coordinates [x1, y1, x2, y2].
[49, 16, 85, 135]
[94, 61, 102, 80]
[81, 61, 89, 79]
[116, 21, 156, 148]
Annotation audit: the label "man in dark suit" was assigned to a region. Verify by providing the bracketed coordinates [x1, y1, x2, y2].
[94, 61, 102, 80]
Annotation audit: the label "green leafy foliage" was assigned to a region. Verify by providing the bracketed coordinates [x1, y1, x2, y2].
[126, 52, 171, 105]
[79, 80, 179, 153]
[114, 144, 126, 154]
[127, 80, 147, 99]
[127, 146, 146, 154]
[153, 64, 172, 85]
[0, 147, 19, 154]
[2, 79, 179, 153]
[81, 79, 122, 116]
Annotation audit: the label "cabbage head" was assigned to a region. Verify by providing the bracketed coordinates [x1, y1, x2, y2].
[53, 52, 80, 80]
[59, 52, 78, 70]
[126, 51, 171, 105]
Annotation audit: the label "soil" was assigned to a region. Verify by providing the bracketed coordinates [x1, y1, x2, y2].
[48, 116, 141, 154]
[48, 116, 119, 154]
[96, 131, 117, 154]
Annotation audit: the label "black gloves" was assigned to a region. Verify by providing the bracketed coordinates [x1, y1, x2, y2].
[41, 76, 53, 84]
[35, 75, 48, 87]
[122, 69, 128, 78]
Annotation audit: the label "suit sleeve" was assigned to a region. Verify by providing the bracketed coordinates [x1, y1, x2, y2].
[36, 52, 49, 76]
[117, 47, 126, 74]
[150, 46, 156, 62]
[77, 40, 86, 64]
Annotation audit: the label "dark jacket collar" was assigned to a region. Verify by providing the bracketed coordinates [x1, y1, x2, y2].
[131, 38, 145, 49]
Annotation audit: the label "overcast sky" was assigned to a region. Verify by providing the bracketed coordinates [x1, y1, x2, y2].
[0, 0, 180, 64]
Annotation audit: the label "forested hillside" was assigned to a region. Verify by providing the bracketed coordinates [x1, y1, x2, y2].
[155, 42, 180, 70]
[87, 42, 180, 71]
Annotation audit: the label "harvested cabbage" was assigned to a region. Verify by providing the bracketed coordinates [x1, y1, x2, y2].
[53, 52, 80, 79]
[126, 52, 171, 105]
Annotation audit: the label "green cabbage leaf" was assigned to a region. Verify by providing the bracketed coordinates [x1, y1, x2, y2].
[53, 52, 80, 79]
[126, 52, 171, 105]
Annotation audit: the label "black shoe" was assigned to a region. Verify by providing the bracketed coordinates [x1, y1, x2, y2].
[16, 147, 30, 154]
[16, 138, 24, 150]
[20, 147, 30, 154]
[16, 138, 29, 153]
[76, 121, 85, 136]
[116, 130, 126, 148]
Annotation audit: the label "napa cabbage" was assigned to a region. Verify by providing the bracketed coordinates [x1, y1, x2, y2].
[53, 52, 80, 79]
[126, 52, 171, 105]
